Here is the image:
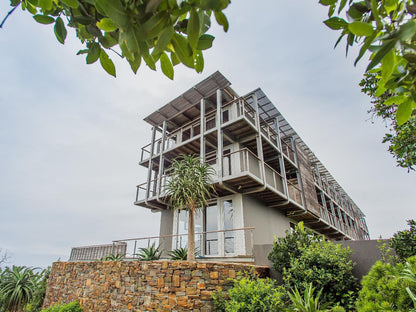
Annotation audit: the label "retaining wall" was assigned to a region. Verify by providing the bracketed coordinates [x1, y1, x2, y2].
[43, 261, 269, 312]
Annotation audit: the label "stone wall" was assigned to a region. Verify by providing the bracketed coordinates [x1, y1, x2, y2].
[43, 261, 269, 312]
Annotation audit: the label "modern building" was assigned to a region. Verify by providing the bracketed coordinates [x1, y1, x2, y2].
[134, 71, 369, 262]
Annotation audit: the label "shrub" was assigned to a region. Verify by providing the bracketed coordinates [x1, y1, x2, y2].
[288, 283, 332, 312]
[390, 219, 416, 262]
[356, 255, 416, 311]
[168, 247, 188, 260]
[268, 222, 322, 272]
[213, 276, 286, 312]
[283, 239, 357, 306]
[136, 243, 161, 261]
[41, 301, 83, 312]
[99, 254, 124, 261]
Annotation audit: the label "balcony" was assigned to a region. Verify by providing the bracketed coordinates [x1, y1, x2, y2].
[135, 148, 303, 210]
[139, 97, 297, 168]
[69, 227, 256, 263]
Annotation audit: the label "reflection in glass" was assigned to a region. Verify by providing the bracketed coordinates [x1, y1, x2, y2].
[224, 200, 234, 253]
[205, 205, 218, 255]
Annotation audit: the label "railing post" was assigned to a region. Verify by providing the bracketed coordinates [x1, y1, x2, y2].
[275, 117, 288, 197]
[157, 121, 167, 197]
[200, 98, 205, 162]
[146, 126, 157, 199]
[217, 89, 223, 181]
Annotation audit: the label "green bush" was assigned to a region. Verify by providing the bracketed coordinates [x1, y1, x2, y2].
[390, 219, 416, 262]
[213, 276, 286, 312]
[268, 222, 322, 272]
[283, 239, 357, 306]
[41, 301, 83, 312]
[356, 255, 416, 311]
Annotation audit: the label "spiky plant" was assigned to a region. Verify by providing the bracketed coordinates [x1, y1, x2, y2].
[288, 283, 332, 312]
[0, 266, 38, 312]
[165, 154, 215, 261]
[168, 248, 188, 260]
[137, 243, 162, 261]
[402, 261, 416, 311]
[100, 254, 124, 261]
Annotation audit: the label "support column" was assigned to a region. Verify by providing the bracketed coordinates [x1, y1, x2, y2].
[146, 126, 157, 199]
[157, 121, 167, 197]
[291, 137, 306, 207]
[217, 89, 223, 180]
[200, 98, 205, 162]
[253, 94, 265, 182]
[275, 117, 288, 196]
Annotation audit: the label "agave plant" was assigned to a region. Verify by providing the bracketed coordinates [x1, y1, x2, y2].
[0, 266, 38, 312]
[401, 261, 416, 311]
[288, 283, 332, 312]
[100, 254, 124, 261]
[137, 243, 162, 261]
[168, 247, 188, 260]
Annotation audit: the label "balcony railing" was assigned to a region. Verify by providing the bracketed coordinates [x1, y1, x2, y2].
[139, 96, 296, 164]
[112, 227, 255, 260]
[69, 242, 127, 261]
[136, 148, 301, 206]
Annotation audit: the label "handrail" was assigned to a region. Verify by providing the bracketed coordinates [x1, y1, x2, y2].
[113, 227, 256, 243]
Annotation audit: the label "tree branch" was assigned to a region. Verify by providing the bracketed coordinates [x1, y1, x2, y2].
[0, 4, 19, 29]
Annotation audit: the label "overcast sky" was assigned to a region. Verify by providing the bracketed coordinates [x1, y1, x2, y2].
[1, 1, 415, 268]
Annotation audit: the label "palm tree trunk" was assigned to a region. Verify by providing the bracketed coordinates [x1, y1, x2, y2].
[187, 208, 196, 261]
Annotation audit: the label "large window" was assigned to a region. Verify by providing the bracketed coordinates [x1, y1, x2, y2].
[174, 199, 235, 256]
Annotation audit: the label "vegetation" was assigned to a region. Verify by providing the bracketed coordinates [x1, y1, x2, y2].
[0, 266, 39, 312]
[320, 0, 416, 128]
[390, 219, 416, 261]
[5, 0, 230, 78]
[283, 239, 357, 305]
[360, 73, 416, 171]
[136, 243, 162, 261]
[212, 275, 286, 312]
[40, 301, 82, 312]
[356, 255, 416, 311]
[268, 222, 321, 272]
[288, 284, 332, 312]
[268, 222, 356, 308]
[165, 154, 215, 261]
[99, 254, 124, 261]
[168, 247, 188, 260]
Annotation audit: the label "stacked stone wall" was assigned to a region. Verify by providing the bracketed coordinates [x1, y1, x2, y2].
[43, 261, 269, 312]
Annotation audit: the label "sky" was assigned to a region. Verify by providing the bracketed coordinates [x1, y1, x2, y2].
[0, 1, 415, 268]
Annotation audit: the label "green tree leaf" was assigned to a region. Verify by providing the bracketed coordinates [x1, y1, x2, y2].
[33, 15, 54, 24]
[197, 34, 214, 50]
[187, 8, 200, 49]
[60, 0, 79, 8]
[86, 42, 101, 64]
[153, 26, 174, 56]
[94, 0, 129, 28]
[397, 100, 413, 125]
[171, 33, 194, 68]
[54, 17, 67, 44]
[384, 95, 407, 106]
[348, 21, 374, 36]
[96, 18, 118, 32]
[319, 0, 337, 6]
[140, 11, 170, 40]
[323, 17, 348, 30]
[367, 39, 397, 71]
[381, 50, 395, 82]
[99, 49, 116, 77]
[160, 52, 174, 80]
[194, 50, 204, 73]
[398, 20, 416, 41]
[38, 0, 53, 10]
[214, 11, 228, 32]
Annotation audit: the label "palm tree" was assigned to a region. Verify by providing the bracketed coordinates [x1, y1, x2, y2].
[0, 266, 38, 312]
[165, 154, 215, 261]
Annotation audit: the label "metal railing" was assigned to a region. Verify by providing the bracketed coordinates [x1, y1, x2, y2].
[69, 242, 127, 261]
[139, 96, 296, 165]
[136, 148, 291, 204]
[111, 227, 256, 260]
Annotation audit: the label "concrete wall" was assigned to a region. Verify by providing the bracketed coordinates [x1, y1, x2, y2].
[159, 209, 174, 254]
[43, 261, 269, 312]
[242, 195, 290, 246]
[336, 239, 389, 280]
[253, 239, 387, 281]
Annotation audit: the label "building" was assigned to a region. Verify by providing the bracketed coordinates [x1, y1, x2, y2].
[134, 71, 369, 262]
